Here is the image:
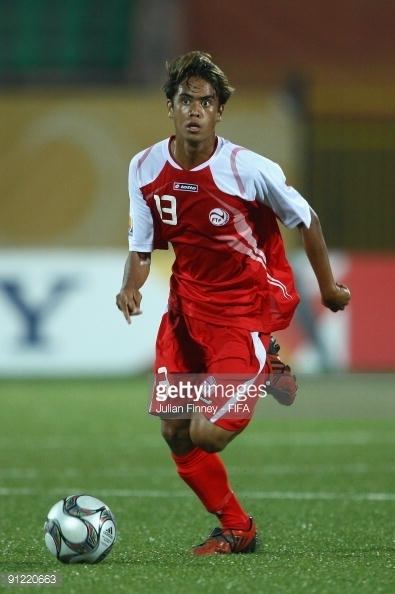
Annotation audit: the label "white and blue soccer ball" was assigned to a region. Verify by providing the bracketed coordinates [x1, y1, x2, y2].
[44, 495, 116, 564]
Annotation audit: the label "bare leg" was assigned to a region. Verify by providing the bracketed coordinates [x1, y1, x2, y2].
[161, 414, 242, 454]
[189, 413, 242, 452]
[161, 418, 193, 455]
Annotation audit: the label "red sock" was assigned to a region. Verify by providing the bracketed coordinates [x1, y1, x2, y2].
[172, 447, 250, 530]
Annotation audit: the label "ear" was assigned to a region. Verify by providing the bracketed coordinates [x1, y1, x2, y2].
[167, 99, 174, 119]
[216, 104, 224, 122]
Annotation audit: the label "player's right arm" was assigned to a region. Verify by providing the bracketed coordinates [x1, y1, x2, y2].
[116, 154, 155, 324]
[116, 251, 151, 324]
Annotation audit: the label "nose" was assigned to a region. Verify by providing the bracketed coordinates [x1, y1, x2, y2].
[189, 100, 202, 117]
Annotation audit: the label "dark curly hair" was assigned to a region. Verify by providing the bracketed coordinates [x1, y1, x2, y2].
[163, 51, 234, 106]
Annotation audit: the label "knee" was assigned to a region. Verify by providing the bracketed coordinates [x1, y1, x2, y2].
[161, 420, 192, 454]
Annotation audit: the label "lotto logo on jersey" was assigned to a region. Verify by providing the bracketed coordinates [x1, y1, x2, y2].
[173, 182, 198, 192]
[209, 208, 230, 226]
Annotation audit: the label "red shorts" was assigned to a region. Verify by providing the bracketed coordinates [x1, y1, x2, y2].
[154, 310, 269, 431]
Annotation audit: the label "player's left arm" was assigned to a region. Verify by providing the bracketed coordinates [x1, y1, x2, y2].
[299, 210, 350, 312]
[251, 154, 350, 312]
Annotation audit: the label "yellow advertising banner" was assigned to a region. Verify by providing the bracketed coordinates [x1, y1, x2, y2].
[0, 90, 297, 248]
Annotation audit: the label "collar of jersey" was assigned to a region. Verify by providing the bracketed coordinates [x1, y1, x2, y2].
[164, 136, 224, 171]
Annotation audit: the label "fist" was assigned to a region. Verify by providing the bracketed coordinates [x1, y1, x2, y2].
[322, 283, 351, 312]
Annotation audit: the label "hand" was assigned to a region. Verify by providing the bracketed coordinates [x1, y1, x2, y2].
[116, 288, 142, 324]
[321, 283, 351, 312]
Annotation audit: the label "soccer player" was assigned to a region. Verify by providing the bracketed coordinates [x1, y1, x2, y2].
[116, 51, 350, 555]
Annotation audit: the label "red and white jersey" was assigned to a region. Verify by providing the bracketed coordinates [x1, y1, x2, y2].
[128, 136, 311, 333]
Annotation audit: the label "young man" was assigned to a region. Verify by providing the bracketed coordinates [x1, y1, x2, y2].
[116, 51, 350, 555]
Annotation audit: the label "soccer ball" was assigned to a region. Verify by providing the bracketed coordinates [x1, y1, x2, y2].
[44, 495, 116, 564]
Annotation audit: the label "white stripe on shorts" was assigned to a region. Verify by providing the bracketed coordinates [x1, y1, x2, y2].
[209, 331, 267, 424]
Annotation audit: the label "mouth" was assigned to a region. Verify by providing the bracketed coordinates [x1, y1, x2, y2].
[186, 122, 201, 133]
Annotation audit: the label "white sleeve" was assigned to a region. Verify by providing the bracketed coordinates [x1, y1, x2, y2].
[128, 156, 154, 252]
[253, 157, 311, 229]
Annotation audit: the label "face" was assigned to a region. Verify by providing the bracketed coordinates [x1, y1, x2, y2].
[168, 76, 224, 144]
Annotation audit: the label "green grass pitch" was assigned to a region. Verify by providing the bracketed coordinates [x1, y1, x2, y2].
[0, 374, 394, 593]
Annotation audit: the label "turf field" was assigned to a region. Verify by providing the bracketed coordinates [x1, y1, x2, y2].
[0, 374, 394, 594]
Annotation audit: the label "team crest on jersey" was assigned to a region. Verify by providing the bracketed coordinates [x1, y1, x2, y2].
[173, 182, 198, 192]
[209, 208, 230, 226]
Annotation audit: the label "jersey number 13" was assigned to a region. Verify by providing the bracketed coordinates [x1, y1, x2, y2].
[154, 194, 178, 226]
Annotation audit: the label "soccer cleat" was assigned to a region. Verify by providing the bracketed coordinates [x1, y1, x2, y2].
[192, 517, 257, 555]
[265, 337, 298, 406]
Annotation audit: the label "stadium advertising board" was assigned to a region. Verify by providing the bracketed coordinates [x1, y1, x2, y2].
[0, 250, 394, 375]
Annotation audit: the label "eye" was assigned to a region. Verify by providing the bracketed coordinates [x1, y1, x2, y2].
[181, 96, 191, 105]
[201, 98, 212, 108]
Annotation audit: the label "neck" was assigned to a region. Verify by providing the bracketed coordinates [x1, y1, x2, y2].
[171, 135, 217, 169]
